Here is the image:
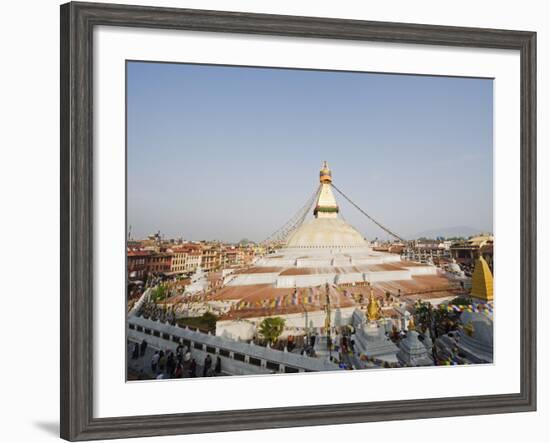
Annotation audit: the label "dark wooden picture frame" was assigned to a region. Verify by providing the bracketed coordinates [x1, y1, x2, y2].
[60, 1, 537, 441]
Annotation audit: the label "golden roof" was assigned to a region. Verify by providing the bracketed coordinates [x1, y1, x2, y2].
[470, 256, 494, 301]
[467, 235, 493, 247]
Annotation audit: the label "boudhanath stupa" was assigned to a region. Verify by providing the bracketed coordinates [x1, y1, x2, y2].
[210, 162, 458, 340]
[225, 162, 440, 288]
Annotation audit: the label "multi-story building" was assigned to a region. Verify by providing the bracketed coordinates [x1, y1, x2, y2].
[224, 248, 238, 267]
[146, 252, 173, 274]
[185, 250, 202, 272]
[170, 247, 189, 275]
[127, 250, 150, 280]
[201, 245, 221, 272]
[245, 247, 258, 265]
[169, 245, 202, 274]
[450, 235, 494, 269]
[129, 239, 262, 278]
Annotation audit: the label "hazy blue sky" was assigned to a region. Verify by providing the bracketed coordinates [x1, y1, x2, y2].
[127, 61, 493, 242]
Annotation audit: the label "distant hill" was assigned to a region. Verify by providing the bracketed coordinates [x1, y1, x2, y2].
[411, 226, 486, 240]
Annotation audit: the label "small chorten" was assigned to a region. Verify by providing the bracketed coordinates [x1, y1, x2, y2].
[397, 317, 433, 367]
[421, 328, 433, 351]
[470, 256, 494, 302]
[435, 311, 493, 364]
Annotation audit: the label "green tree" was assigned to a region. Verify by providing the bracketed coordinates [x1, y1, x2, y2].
[415, 299, 460, 339]
[413, 300, 432, 333]
[201, 312, 218, 330]
[450, 296, 472, 306]
[258, 317, 286, 345]
[432, 305, 459, 337]
[151, 284, 167, 303]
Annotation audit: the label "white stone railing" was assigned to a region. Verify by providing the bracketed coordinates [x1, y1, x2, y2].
[128, 287, 152, 317]
[127, 315, 341, 374]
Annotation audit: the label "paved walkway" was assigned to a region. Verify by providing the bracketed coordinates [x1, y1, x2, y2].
[127, 340, 206, 380]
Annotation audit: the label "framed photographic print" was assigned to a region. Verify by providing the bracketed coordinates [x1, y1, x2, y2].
[60, 1, 537, 441]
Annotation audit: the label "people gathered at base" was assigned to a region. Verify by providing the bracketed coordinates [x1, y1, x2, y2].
[130, 338, 222, 380]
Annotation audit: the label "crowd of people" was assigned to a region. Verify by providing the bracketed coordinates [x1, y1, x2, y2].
[130, 339, 222, 380]
[244, 326, 358, 366]
[137, 300, 177, 324]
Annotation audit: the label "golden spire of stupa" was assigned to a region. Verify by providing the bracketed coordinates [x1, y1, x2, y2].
[470, 256, 494, 302]
[314, 161, 339, 219]
[319, 161, 332, 184]
[408, 316, 416, 331]
[366, 289, 381, 321]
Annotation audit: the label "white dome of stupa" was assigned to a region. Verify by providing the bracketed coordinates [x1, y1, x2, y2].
[286, 217, 368, 248]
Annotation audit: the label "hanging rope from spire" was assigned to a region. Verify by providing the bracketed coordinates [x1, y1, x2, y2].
[331, 183, 406, 242]
[261, 185, 321, 245]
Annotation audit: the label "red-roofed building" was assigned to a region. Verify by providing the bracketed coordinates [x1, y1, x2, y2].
[146, 252, 173, 274]
[127, 250, 150, 280]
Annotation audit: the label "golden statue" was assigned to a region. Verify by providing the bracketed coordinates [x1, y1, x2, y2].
[366, 289, 381, 321]
[463, 320, 475, 337]
[407, 316, 416, 331]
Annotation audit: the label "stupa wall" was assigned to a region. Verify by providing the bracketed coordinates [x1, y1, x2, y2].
[352, 255, 401, 266]
[276, 273, 335, 288]
[255, 257, 296, 267]
[404, 265, 438, 276]
[364, 269, 412, 282]
[217, 306, 357, 341]
[227, 273, 278, 286]
[335, 272, 364, 284]
[296, 258, 332, 267]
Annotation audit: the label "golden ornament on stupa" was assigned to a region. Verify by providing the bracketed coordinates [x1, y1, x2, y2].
[366, 289, 381, 321]
[319, 160, 332, 184]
